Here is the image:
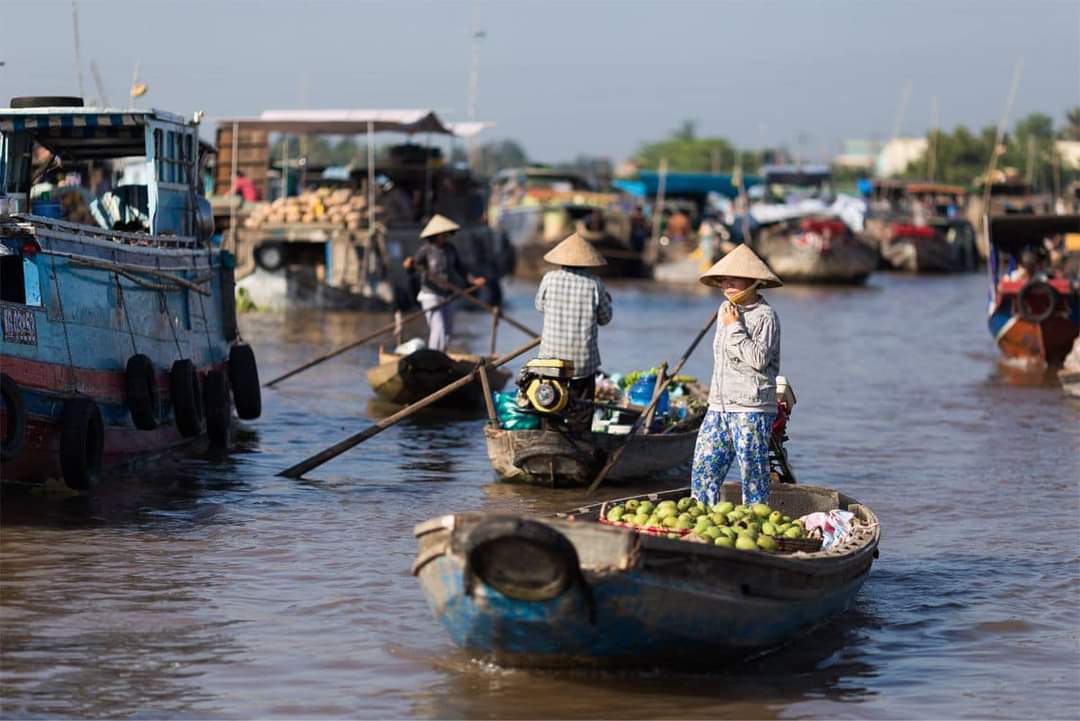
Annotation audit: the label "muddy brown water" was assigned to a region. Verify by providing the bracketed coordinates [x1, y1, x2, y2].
[2, 273, 1078, 719]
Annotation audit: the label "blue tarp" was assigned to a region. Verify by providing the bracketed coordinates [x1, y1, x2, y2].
[617, 172, 762, 200]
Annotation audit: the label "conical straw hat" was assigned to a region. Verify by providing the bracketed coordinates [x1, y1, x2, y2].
[419, 214, 460, 239]
[699, 244, 783, 288]
[543, 231, 607, 267]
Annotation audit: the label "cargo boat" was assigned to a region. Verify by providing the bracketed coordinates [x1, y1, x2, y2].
[0, 97, 262, 490]
[863, 181, 978, 273]
[749, 165, 877, 284]
[412, 482, 880, 669]
[986, 214, 1080, 368]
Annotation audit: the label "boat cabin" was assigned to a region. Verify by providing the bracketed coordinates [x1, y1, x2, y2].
[757, 164, 834, 204]
[0, 99, 213, 241]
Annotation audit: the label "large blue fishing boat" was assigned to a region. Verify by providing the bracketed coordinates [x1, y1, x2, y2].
[0, 97, 262, 490]
[412, 482, 879, 669]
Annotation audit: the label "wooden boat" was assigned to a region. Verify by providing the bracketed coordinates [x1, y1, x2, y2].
[986, 215, 1080, 368]
[366, 347, 511, 410]
[754, 215, 879, 284]
[1, 98, 262, 491]
[863, 182, 978, 273]
[412, 481, 880, 669]
[484, 385, 707, 487]
[747, 165, 876, 284]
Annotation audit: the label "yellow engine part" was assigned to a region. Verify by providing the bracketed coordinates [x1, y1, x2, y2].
[524, 358, 573, 372]
[525, 378, 569, 414]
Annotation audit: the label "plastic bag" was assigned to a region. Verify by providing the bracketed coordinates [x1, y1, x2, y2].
[799, 510, 855, 550]
[493, 391, 540, 430]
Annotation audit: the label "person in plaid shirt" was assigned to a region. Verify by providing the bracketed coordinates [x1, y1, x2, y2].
[535, 232, 613, 424]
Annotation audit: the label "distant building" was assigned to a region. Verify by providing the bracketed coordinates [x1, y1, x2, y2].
[1055, 140, 1080, 169]
[834, 139, 877, 172]
[875, 137, 929, 177]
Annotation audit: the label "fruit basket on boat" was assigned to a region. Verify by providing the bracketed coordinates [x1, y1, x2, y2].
[412, 481, 881, 669]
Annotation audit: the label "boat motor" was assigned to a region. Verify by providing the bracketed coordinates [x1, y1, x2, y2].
[516, 359, 574, 415]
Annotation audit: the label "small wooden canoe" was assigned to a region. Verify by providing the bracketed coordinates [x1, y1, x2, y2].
[366, 347, 511, 410]
[484, 385, 707, 487]
[412, 482, 880, 669]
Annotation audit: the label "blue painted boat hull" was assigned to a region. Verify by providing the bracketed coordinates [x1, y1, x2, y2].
[414, 484, 880, 669]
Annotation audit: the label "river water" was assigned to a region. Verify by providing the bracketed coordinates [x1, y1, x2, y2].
[2, 272, 1078, 719]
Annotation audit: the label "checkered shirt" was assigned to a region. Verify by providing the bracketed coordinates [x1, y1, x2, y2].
[535, 268, 613, 376]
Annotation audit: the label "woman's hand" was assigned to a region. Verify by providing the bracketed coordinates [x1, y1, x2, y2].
[403, 257, 414, 269]
[471, 276, 487, 287]
[720, 302, 739, 326]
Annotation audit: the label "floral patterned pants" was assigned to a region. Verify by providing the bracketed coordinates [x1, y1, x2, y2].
[691, 410, 775, 506]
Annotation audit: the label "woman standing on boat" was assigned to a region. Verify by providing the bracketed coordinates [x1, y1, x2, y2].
[693, 245, 783, 507]
[403, 215, 485, 352]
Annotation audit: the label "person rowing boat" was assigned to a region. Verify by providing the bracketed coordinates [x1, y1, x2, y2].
[402, 214, 486, 352]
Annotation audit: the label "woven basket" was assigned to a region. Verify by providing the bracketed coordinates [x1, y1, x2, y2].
[773, 535, 823, 553]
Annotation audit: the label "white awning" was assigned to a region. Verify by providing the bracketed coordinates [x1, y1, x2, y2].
[214, 109, 454, 135]
[444, 121, 496, 139]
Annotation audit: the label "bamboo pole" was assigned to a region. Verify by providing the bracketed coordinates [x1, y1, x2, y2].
[489, 307, 499, 356]
[586, 309, 718, 495]
[278, 335, 541, 478]
[263, 285, 479, 388]
[478, 361, 497, 423]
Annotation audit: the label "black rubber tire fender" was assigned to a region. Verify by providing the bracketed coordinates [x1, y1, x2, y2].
[1, 373, 27, 461]
[170, 359, 204, 438]
[59, 397, 104, 490]
[10, 96, 84, 109]
[203, 369, 232, 447]
[463, 517, 582, 602]
[1017, 281, 1057, 324]
[124, 354, 159, 430]
[228, 343, 262, 420]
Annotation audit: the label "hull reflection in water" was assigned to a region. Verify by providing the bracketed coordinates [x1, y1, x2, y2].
[413, 483, 879, 668]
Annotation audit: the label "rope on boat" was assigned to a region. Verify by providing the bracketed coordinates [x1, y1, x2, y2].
[42, 249, 213, 296]
[114, 274, 139, 356]
[158, 290, 185, 360]
[48, 253, 78, 394]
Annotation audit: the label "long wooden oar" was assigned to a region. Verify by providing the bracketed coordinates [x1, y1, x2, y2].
[278, 335, 541, 479]
[263, 285, 479, 388]
[585, 308, 719, 496]
[427, 276, 539, 338]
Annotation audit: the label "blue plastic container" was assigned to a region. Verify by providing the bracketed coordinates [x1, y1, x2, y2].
[627, 374, 669, 416]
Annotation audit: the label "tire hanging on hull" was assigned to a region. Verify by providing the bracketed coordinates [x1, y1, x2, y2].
[59, 397, 104, 490]
[170, 359, 205, 438]
[125, 354, 159, 430]
[228, 343, 262, 420]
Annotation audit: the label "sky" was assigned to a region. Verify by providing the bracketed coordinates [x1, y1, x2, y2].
[1, 0, 1077, 163]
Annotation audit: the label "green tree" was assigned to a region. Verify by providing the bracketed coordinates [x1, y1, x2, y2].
[634, 121, 740, 173]
[902, 111, 1078, 190]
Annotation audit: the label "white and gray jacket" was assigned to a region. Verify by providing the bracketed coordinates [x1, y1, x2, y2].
[708, 298, 781, 413]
